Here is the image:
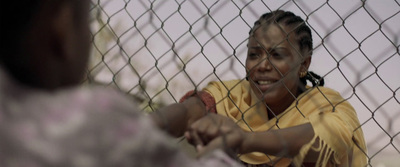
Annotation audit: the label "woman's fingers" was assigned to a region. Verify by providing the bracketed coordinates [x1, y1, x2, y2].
[186, 114, 220, 146]
[185, 114, 246, 157]
[185, 129, 202, 145]
[197, 128, 244, 158]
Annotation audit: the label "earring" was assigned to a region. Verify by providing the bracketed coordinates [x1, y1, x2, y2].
[299, 71, 307, 78]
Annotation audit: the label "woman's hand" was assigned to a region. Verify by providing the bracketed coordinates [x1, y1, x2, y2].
[151, 96, 207, 137]
[184, 114, 250, 157]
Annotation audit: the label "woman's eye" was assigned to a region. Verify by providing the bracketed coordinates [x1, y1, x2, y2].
[248, 53, 259, 59]
[271, 53, 284, 59]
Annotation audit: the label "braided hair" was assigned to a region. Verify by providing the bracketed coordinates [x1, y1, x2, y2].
[249, 10, 324, 87]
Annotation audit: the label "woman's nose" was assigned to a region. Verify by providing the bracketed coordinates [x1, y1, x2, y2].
[257, 56, 272, 71]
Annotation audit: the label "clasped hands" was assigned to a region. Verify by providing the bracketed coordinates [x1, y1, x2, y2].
[184, 113, 251, 158]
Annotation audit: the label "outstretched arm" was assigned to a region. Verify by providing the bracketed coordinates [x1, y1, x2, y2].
[242, 123, 319, 161]
[150, 96, 207, 137]
[186, 114, 319, 161]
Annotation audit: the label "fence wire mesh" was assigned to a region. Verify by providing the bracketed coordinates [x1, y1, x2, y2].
[88, 0, 400, 166]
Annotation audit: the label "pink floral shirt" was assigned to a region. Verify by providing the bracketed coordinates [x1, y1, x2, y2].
[0, 68, 242, 167]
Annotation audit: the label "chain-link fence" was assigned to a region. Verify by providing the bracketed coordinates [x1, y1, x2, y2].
[88, 0, 399, 166]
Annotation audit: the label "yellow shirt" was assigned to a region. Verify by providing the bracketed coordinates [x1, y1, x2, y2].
[203, 79, 367, 167]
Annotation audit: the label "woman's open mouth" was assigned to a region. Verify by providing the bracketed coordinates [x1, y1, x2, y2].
[254, 79, 277, 92]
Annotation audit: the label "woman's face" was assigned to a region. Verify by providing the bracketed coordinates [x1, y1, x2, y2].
[246, 23, 309, 112]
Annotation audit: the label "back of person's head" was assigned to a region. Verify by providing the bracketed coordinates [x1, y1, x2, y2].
[0, 0, 91, 90]
[0, 1, 38, 56]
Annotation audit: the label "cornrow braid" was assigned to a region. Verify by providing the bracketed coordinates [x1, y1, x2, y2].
[250, 10, 325, 87]
[250, 10, 313, 55]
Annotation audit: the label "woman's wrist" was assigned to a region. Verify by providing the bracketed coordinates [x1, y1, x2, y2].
[239, 131, 255, 154]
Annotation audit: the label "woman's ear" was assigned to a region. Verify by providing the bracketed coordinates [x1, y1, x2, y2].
[301, 55, 311, 71]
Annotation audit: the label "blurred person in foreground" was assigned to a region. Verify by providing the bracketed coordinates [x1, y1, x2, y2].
[0, 0, 243, 166]
[152, 10, 368, 167]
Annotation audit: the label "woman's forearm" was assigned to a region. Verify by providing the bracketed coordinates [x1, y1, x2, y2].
[242, 123, 317, 159]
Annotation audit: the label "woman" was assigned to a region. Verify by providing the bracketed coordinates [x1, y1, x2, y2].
[152, 10, 367, 167]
